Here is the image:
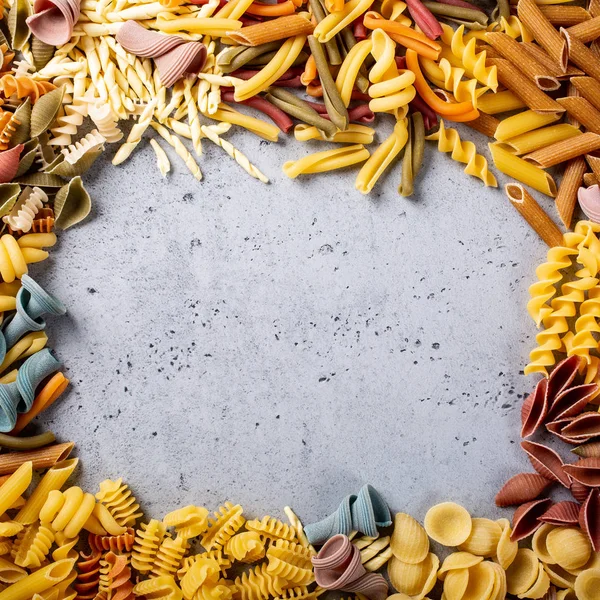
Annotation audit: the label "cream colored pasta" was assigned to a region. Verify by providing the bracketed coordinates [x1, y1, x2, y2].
[423, 502, 472, 547]
[389, 513, 429, 565]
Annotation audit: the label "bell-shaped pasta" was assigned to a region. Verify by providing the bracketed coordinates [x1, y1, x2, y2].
[387, 553, 438, 598]
[390, 513, 429, 565]
[423, 502, 472, 547]
[505, 549, 540, 596]
[457, 518, 502, 558]
[546, 527, 592, 572]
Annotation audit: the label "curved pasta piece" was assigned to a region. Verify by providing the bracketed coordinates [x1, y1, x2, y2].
[510, 498, 553, 542]
[3, 187, 47, 234]
[88, 529, 135, 553]
[539, 501, 581, 526]
[177, 550, 231, 579]
[132, 519, 167, 573]
[202, 503, 245, 550]
[575, 568, 600, 600]
[26, 0, 79, 46]
[284, 145, 370, 179]
[133, 575, 183, 600]
[457, 518, 502, 558]
[313, 0, 375, 43]
[389, 513, 428, 565]
[579, 185, 600, 224]
[521, 378, 548, 438]
[60, 130, 105, 166]
[180, 555, 220, 600]
[387, 553, 437, 599]
[88, 104, 123, 144]
[495, 518, 518, 570]
[546, 526, 591, 571]
[521, 440, 571, 487]
[12, 522, 54, 568]
[0, 146, 24, 185]
[266, 539, 312, 584]
[563, 457, 600, 486]
[580, 488, 600, 551]
[151, 535, 188, 578]
[74, 548, 101, 600]
[95, 478, 142, 528]
[163, 506, 209, 540]
[506, 548, 540, 596]
[0, 76, 56, 104]
[226, 532, 264, 563]
[419, 57, 486, 106]
[425, 120, 497, 186]
[115, 21, 186, 57]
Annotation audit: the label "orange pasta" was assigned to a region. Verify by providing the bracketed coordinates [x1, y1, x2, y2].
[524, 131, 600, 168]
[566, 15, 600, 43]
[227, 15, 314, 46]
[555, 156, 586, 228]
[0, 442, 74, 475]
[11, 373, 69, 435]
[245, 1, 296, 16]
[325, 0, 344, 11]
[405, 49, 477, 118]
[539, 6, 591, 27]
[301, 54, 317, 86]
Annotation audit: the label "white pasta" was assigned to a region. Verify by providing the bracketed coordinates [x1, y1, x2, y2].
[88, 103, 123, 143]
[3, 188, 48, 233]
[61, 130, 106, 164]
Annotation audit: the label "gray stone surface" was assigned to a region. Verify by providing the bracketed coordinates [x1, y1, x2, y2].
[33, 124, 554, 524]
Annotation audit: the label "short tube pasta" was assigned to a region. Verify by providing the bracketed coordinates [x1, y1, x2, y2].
[0, 443, 74, 476]
[0, 559, 75, 600]
[494, 110, 560, 141]
[0, 462, 32, 517]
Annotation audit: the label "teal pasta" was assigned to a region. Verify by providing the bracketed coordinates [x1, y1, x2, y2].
[304, 485, 391, 545]
[0, 347, 62, 431]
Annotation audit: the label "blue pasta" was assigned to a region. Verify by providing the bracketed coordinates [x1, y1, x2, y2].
[2, 274, 66, 351]
[304, 485, 391, 545]
[0, 348, 62, 431]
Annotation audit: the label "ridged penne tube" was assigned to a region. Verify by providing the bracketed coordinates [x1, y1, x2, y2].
[294, 124, 375, 144]
[233, 35, 307, 101]
[15, 459, 79, 525]
[0, 443, 74, 476]
[555, 156, 586, 228]
[489, 143, 557, 197]
[518, 0, 568, 71]
[0, 463, 31, 518]
[154, 17, 241, 37]
[477, 90, 526, 114]
[356, 119, 408, 194]
[426, 121, 497, 186]
[313, 0, 375, 43]
[557, 96, 600, 134]
[506, 183, 564, 247]
[494, 110, 560, 141]
[524, 132, 600, 168]
[150, 122, 202, 180]
[561, 28, 600, 81]
[335, 39, 372, 107]
[283, 145, 369, 178]
[571, 77, 600, 112]
[497, 124, 581, 155]
[465, 113, 500, 138]
[227, 14, 314, 46]
[0, 559, 75, 600]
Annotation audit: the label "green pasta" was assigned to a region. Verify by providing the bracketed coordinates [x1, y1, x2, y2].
[0, 432, 56, 450]
[307, 36, 349, 132]
[493, 0, 511, 22]
[422, 2, 489, 25]
[399, 113, 425, 198]
[266, 88, 338, 140]
[246, 51, 308, 68]
[308, 0, 342, 66]
[218, 42, 281, 73]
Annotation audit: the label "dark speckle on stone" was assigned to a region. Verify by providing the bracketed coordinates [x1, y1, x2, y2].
[87, 288, 97, 294]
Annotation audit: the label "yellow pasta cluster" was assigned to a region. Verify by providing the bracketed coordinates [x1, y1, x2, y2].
[527, 220, 600, 382]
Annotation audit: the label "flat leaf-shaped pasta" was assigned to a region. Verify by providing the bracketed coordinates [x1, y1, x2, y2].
[53, 176, 91, 229]
[7, 0, 31, 51]
[47, 148, 102, 178]
[14, 172, 65, 187]
[30, 87, 64, 138]
[15, 147, 37, 177]
[31, 37, 55, 71]
[0, 183, 21, 218]
[10, 99, 31, 146]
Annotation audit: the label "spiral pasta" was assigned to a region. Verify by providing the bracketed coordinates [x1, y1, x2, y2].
[177, 550, 231, 579]
[61, 130, 106, 165]
[225, 532, 265, 564]
[440, 24, 498, 91]
[425, 121, 497, 187]
[132, 519, 167, 573]
[419, 57, 486, 106]
[89, 529, 135, 553]
[245, 516, 297, 544]
[151, 535, 188, 577]
[49, 69, 89, 147]
[11, 523, 55, 568]
[266, 540, 313, 585]
[0, 113, 21, 152]
[95, 479, 142, 528]
[39, 487, 96, 539]
[88, 104, 123, 144]
[133, 575, 183, 600]
[3, 188, 48, 234]
[201, 503, 245, 551]
[0, 233, 56, 283]
[569, 285, 600, 365]
[0, 76, 56, 103]
[180, 555, 220, 600]
[233, 563, 287, 600]
[74, 549, 101, 600]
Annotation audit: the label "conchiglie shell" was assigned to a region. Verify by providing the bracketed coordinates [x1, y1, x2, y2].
[15, 147, 36, 178]
[8, 0, 31, 50]
[0, 145, 23, 184]
[496, 518, 518, 570]
[14, 171, 65, 187]
[574, 567, 600, 600]
[543, 563, 577, 589]
[10, 99, 31, 147]
[47, 148, 102, 178]
[54, 176, 91, 230]
[387, 552, 439, 598]
[458, 518, 502, 558]
[31, 37, 55, 71]
[424, 503, 472, 547]
[461, 561, 496, 600]
[506, 548, 540, 596]
[518, 561, 550, 599]
[557, 589, 577, 600]
[0, 183, 21, 217]
[546, 527, 592, 571]
[390, 513, 429, 564]
[442, 568, 469, 600]
[30, 87, 64, 138]
[438, 552, 482, 580]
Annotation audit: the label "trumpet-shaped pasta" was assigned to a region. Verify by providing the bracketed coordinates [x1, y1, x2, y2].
[180, 556, 220, 600]
[226, 532, 265, 563]
[51, 533, 78, 562]
[3, 187, 47, 234]
[368, 30, 415, 115]
[95, 478, 142, 528]
[39, 488, 96, 539]
[233, 562, 287, 600]
[426, 121, 497, 187]
[389, 513, 429, 565]
[505, 549, 539, 596]
[313, 0, 375, 43]
[133, 575, 183, 600]
[356, 119, 408, 194]
[151, 535, 188, 578]
[163, 506, 209, 540]
[419, 57, 486, 106]
[0, 234, 55, 283]
[423, 502, 472, 547]
[266, 540, 313, 585]
[546, 527, 592, 571]
[457, 518, 502, 558]
[11, 523, 54, 568]
[440, 24, 498, 91]
[387, 553, 438, 598]
[283, 146, 370, 178]
[202, 503, 245, 551]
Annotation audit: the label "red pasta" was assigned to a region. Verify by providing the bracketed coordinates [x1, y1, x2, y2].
[563, 457, 600, 486]
[405, 0, 442, 40]
[554, 412, 600, 444]
[521, 441, 572, 487]
[521, 378, 549, 438]
[571, 480, 592, 503]
[574, 440, 600, 458]
[88, 529, 135, 553]
[510, 498, 553, 542]
[495, 473, 552, 507]
[539, 501, 581, 525]
[0, 144, 23, 184]
[220, 92, 294, 132]
[74, 549, 102, 600]
[580, 488, 600, 551]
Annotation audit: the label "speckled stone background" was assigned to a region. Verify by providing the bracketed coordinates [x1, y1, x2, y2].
[32, 123, 555, 523]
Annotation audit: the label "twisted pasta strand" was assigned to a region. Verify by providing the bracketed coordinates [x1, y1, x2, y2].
[88, 103, 123, 143]
[150, 121, 202, 181]
[425, 120, 497, 187]
[3, 188, 47, 234]
[419, 57, 486, 106]
[569, 285, 600, 365]
[0, 76, 56, 103]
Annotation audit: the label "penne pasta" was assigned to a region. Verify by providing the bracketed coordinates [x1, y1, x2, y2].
[0, 559, 75, 600]
[0, 463, 32, 518]
[586, 154, 600, 180]
[494, 110, 560, 141]
[505, 183, 564, 247]
[566, 15, 600, 44]
[487, 58, 564, 114]
[489, 143, 557, 196]
[0, 443, 74, 476]
[571, 76, 600, 112]
[520, 41, 583, 78]
[226, 14, 314, 47]
[496, 123, 580, 155]
[557, 96, 600, 133]
[584, 172, 599, 186]
[465, 113, 500, 138]
[555, 156, 586, 227]
[561, 28, 600, 81]
[477, 90, 526, 114]
[524, 131, 600, 168]
[539, 5, 591, 26]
